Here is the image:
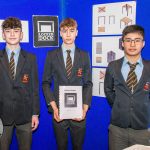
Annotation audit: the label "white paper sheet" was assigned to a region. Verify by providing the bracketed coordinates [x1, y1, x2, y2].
[92, 36, 124, 67]
[59, 86, 82, 119]
[92, 1, 136, 35]
[0, 118, 3, 137]
[123, 144, 150, 150]
[92, 68, 106, 97]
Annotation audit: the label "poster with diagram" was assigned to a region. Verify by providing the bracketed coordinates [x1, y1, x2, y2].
[92, 1, 136, 35]
[92, 36, 124, 67]
[92, 68, 106, 97]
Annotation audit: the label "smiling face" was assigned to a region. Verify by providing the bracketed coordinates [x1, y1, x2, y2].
[122, 32, 145, 60]
[60, 26, 78, 48]
[2, 17, 23, 49]
[2, 28, 23, 47]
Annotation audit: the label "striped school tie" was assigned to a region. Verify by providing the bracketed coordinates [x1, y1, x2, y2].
[126, 62, 138, 93]
[9, 52, 15, 80]
[66, 50, 72, 79]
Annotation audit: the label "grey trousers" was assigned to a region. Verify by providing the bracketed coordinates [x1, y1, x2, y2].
[0, 122, 32, 150]
[109, 124, 150, 150]
[53, 119, 86, 150]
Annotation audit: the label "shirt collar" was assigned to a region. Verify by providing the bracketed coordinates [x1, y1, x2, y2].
[61, 43, 75, 53]
[123, 56, 143, 67]
[6, 46, 21, 56]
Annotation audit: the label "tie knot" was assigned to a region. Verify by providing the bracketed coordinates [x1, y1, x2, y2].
[128, 62, 138, 70]
[66, 50, 71, 54]
[11, 51, 15, 57]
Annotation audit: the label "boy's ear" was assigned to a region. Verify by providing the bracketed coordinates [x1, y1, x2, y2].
[121, 41, 124, 48]
[76, 30, 78, 36]
[142, 41, 145, 48]
[20, 32, 23, 41]
[2, 32, 6, 40]
[60, 31, 62, 37]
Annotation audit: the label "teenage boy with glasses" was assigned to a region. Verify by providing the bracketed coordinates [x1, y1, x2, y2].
[104, 25, 150, 150]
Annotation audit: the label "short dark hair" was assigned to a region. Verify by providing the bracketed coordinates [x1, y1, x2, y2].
[60, 18, 77, 29]
[2, 17, 22, 31]
[122, 25, 144, 40]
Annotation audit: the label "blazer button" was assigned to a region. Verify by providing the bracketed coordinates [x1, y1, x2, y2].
[130, 107, 133, 111]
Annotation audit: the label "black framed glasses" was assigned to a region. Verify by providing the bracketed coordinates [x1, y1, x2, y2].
[123, 38, 144, 44]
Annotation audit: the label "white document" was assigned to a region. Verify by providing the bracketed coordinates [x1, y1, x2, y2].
[123, 144, 150, 150]
[92, 1, 136, 35]
[59, 86, 82, 119]
[0, 118, 3, 137]
[92, 68, 106, 97]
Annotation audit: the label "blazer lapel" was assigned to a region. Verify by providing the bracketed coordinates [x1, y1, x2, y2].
[133, 60, 149, 93]
[115, 58, 131, 94]
[70, 48, 80, 79]
[15, 50, 26, 79]
[0, 49, 12, 80]
[56, 48, 67, 77]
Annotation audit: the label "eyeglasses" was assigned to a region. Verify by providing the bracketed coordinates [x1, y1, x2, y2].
[123, 38, 144, 44]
